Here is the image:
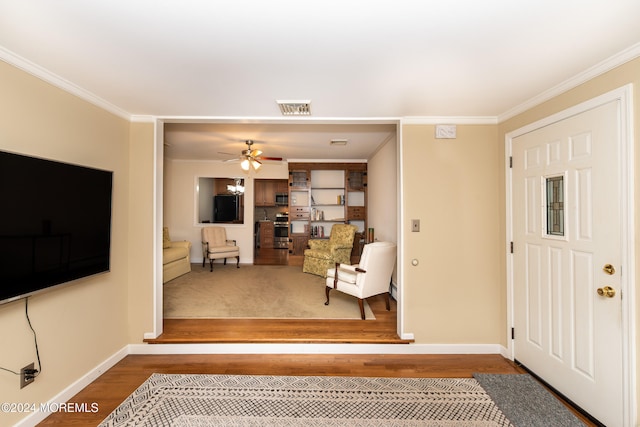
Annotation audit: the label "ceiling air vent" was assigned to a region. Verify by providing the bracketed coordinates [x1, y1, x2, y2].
[277, 100, 311, 116]
[330, 139, 348, 146]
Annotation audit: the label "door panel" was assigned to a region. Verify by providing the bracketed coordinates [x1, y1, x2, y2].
[513, 100, 622, 426]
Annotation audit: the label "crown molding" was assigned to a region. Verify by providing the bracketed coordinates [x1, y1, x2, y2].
[130, 115, 156, 123]
[498, 41, 640, 122]
[402, 116, 497, 125]
[0, 46, 131, 120]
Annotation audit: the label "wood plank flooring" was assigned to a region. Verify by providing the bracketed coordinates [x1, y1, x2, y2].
[253, 246, 289, 265]
[37, 353, 595, 426]
[146, 293, 410, 344]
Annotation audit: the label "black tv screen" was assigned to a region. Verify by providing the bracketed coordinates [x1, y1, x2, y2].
[0, 150, 113, 305]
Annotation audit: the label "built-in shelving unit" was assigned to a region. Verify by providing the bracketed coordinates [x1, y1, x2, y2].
[288, 163, 367, 263]
[310, 169, 345, 238]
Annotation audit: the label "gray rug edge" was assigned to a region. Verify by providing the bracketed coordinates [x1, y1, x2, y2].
[473, 373, 583, 427]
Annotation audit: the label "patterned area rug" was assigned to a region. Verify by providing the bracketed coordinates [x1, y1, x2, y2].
[98, 374, 513, 426]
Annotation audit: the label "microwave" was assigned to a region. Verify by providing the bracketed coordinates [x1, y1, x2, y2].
[275, 192, 288, 206]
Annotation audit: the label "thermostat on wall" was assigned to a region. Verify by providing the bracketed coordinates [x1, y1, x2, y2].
[435, 124, 457, 139]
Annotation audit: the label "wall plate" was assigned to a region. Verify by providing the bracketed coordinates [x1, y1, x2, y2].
[20, 363, 35, 388]
[435, 124, 457, 139]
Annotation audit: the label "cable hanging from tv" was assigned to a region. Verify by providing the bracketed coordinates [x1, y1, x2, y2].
[0, 298, 42, 384]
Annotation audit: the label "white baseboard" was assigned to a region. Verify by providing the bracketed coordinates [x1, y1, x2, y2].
[127, 342, 508, 355]
[14, 346, 129, 427]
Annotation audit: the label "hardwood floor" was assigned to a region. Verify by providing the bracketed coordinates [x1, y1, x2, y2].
[146, 292, 410, 344]
[253, 246, 289, 265]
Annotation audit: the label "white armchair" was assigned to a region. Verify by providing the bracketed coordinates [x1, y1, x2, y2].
[324, 241, 396, 320]
[201, 227, 240, 271]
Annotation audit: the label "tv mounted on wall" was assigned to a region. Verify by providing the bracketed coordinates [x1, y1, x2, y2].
[0, 150, 113, 305]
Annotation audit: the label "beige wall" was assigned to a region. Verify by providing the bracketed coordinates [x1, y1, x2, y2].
[127, 122, 156, 342]
[498, 56, 640, 425]
[368, 135, 398, 244]
[401, 124, 503, 344]
[0, 61, 132, 425]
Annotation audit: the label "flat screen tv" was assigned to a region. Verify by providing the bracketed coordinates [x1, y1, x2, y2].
[0, 150, 113, 305]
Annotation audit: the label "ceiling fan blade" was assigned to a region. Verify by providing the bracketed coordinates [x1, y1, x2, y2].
[250, 149, 263, 157]
[256, 156, 283, 161]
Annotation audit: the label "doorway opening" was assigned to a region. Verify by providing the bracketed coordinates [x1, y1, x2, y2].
[156, 119, 403, 343]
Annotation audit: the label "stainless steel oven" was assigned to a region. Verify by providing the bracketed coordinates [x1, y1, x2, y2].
[274, 212, 289, 249]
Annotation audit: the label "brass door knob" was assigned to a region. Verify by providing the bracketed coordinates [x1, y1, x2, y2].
[603, 264, 615, 275]
[597, 286, 616, 298]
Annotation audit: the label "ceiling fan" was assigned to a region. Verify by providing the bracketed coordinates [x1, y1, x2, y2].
[228, 140, 283, 172]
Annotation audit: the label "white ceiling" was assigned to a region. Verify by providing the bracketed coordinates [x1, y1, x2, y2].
[164, 121, 397, 161]
[1, 0, 639, 160]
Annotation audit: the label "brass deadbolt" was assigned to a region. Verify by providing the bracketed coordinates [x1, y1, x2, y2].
[602, 264, 615, 275]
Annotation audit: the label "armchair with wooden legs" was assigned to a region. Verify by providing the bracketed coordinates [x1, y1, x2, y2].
[302, 223, 358, 278]
[201, 226, 240, 272]
[324, 241, 396, 320]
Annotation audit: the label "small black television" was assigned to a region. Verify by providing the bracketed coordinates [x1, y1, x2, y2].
[0, 150, 113, 305]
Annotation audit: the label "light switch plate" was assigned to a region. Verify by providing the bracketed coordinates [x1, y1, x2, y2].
[435, 124, 457, 139]
[412, 219, 420, 232]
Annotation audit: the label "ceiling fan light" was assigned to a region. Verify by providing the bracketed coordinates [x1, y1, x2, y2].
[240, 158, 250, 171]
[251, 159, 262, 170]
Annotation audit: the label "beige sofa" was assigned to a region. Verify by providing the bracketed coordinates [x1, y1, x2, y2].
[163, 227, 192, 283]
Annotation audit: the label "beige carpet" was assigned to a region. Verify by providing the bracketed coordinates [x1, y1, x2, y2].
[163, 264, 375, 320]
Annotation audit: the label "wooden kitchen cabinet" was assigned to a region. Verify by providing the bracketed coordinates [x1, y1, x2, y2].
[259, 221, 274, 248]
[255, 179, 288, 206]
[255, 180, 276, 206]
[276, 180, 289, 193]
[288, 234, 309, 256]
[347, 206, 365, 220]
[290, 206, 310, 220]
[289, 169, 310, 189]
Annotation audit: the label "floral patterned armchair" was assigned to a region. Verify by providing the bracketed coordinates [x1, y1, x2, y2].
[302, 224, 358, 277]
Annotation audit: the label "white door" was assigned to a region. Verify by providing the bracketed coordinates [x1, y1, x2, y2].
[512, 100, 623, 426]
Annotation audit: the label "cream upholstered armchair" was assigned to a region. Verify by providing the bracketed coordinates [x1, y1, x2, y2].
[325, 241, 397, 320]
[302, 224, 358, 278]
[201, 227, 240, 271]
